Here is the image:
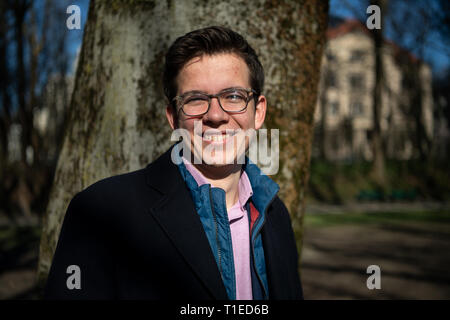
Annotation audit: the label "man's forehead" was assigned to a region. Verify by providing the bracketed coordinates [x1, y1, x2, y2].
[181, 53, 245, 70]
[177, 53, 251, 93]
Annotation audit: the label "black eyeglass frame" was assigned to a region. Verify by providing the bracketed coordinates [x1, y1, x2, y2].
[172, 87, 258, 117]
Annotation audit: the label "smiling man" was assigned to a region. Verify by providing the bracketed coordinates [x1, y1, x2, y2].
[44, 26, 303, 300]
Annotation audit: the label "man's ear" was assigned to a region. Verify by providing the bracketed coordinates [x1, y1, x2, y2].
[165, 104, 178, 130]
[254, 94, 267, 130]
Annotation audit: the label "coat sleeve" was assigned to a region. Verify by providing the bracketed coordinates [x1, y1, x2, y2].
[269, 197, 304, 299]
[44, 191, 116, 299]
[282, 206, 304, 300]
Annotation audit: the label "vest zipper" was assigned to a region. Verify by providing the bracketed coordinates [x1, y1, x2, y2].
[251, 194, 276, 299]
[209, 187, 223, 278]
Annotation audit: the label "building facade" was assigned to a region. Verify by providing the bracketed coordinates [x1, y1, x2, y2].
[313, 19, 433, 161]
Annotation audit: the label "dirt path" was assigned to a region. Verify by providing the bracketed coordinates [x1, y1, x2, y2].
[301, 221, 450, 299]
[1, 214, 450, 300]
[0, 224, 41, 300]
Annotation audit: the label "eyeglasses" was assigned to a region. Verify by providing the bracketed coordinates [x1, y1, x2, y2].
[172, 87, 257, 116]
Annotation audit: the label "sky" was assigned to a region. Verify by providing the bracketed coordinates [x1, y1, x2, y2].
[66, 0, 449, 78]
[66, 0, 90, 73]
[330, 0, 450, 77]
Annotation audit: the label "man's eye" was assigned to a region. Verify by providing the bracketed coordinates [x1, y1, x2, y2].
[185, 96, 207, 104]
[224, 93, 245, 101]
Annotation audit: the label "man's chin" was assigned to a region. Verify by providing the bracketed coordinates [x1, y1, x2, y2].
[199, 149, 246, 166]
[201, 156, 240, 166]
[184, 143, 247, 165]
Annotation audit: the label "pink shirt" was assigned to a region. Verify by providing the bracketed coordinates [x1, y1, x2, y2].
[182, 158, 253, 300]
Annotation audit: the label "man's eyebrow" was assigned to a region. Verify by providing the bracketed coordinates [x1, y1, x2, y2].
[180, 90, 207, 96]
[180, 87, 246, 96]
[220, 87, 247, 92]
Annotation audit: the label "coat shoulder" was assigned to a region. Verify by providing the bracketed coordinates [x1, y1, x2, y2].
[67, 167, 152, 223]
[80, 167, 148, 200]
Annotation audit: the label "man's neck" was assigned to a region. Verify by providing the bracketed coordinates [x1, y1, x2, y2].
[193, 163, 242, 210]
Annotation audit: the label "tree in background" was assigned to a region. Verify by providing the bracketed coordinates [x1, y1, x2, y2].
[340, 0, 450, 164]
[0, 0, 72, 219]
[369, 0, 387, 185]
[433, 68, 450, 163]
[386, 0, 450, 161]
[37, 0, 328, 285]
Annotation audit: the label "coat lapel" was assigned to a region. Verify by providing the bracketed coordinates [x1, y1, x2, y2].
[145, 147, 228, 300]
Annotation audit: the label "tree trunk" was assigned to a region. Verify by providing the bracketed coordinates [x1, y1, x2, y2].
[319, 71, 328, 160]
[370, 0, 387, 185]
[38, 0, 328, 286]
[0, 1, 12, 167]
[13, 1, 32, 166]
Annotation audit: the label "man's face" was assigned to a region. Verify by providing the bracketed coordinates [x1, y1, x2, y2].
[166, 53, 266, 167]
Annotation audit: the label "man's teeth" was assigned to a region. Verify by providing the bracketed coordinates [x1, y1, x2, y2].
[203, 133, 233, 141]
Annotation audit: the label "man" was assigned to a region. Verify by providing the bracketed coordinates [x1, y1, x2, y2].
[44, 26, 303, 300]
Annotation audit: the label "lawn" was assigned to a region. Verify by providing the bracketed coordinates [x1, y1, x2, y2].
[304, 209, 450, 228]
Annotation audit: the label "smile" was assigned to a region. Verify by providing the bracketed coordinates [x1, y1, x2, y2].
[200, 130, 238, 143]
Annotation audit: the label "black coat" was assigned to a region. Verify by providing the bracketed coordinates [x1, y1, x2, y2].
[44, 148, 303, 300]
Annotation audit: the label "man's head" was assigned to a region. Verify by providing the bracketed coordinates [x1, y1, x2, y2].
[163, 26, 265, 110]
[164, 26, 267, 168]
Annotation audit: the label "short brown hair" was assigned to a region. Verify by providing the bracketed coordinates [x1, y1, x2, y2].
[163, 26, 264, 109]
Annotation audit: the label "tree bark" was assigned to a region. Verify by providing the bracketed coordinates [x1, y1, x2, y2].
[319, 69, 328, 160]
[13, 0, 33, 166]
[38, 0, 328, 285]
[370, 0, 387, 185]
[0, 1, 12, 166]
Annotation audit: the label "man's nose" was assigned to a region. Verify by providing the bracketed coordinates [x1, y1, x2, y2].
[203, 97, 229, 124]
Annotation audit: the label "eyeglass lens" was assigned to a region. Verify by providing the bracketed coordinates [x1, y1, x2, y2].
[181, 89, 250, 116]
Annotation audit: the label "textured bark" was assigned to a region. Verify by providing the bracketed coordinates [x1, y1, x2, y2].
[0, 1, 11, 165]
[370, 0, 387, 185]
[13, 0, 32, 166]
[38, 0, 328, 285]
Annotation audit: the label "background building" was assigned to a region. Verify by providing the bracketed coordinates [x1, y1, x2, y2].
[313, 18, 433, 162]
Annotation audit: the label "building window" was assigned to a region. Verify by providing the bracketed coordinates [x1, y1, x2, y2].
[325, 70, 337, 88]
[326, 52, 336, 62]
[350, 49, 365, 62]
[329, 101, 339, 115]
[351, 101, 364, 116]
[402, 74, 415, 90]
[349, 73, 365, 90]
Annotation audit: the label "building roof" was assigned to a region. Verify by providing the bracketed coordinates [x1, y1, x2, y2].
[326, 18, 421, 65]
[327, 18, 371, 39]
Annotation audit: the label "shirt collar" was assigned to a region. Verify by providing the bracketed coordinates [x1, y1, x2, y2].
[182, 156, 253, 211]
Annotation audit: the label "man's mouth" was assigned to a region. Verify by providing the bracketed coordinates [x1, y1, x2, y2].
[200, 130, 238, 142]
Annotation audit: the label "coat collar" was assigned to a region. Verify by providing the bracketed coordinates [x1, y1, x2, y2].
[145, 145, 182, 195]
[144, 145, 290, 299]
[145, 146, 228, 299]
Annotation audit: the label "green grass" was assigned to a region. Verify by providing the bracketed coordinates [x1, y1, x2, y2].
[306, 159, 450, 204]
[304, 210, 450, 228]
